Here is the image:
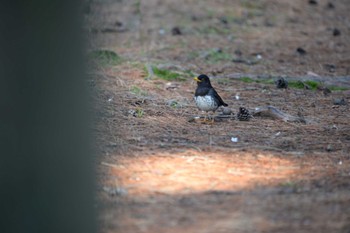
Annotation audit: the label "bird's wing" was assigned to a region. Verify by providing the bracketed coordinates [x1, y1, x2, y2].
[209, 88, 228, 107]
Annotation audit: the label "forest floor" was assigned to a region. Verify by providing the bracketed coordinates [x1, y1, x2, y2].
[85, 0, 350, 232]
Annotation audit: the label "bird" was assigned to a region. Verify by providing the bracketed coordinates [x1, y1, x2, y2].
[194, 74, 228, 122]
[237, 107, 251, 121]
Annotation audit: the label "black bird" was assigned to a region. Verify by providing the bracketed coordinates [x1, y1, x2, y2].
[194, 74, 228, 121]
[237, 107, 251, 121]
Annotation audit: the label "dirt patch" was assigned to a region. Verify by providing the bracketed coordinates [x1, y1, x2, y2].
[86, 0, 350, 232]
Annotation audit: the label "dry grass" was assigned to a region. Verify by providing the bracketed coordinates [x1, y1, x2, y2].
[93, 62, 350, 233]
[87, 0, 350, 232]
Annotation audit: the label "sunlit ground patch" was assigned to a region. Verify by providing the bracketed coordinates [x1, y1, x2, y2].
[104, 149, 326, 196]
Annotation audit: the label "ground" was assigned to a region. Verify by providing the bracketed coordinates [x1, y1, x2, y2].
[85, 0, 350, 232]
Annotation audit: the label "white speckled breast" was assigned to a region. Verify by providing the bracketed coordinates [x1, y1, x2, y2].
[194, 95, 218, 111]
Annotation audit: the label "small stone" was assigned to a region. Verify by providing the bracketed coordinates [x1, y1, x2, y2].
[115, 21, 123, 27]
[296, 47, 307, 55]
[327, 2, 335, 9]
[222, 107, 233, 115]
[333, 98, 347, 105]
[309, 0, 318, 5]
[333, 28, 341, 36]
[171, 27, 182, 36]
[234, 49, 242, 56]
[128, 109, 137, 117]
[317, 85, 332, 96]
[219, 16, 228, 25]
[323, 87, 332, 96]
[326, 144, 333, 152]
[323, 64, 336, 72]
[275, 77, 289, 89]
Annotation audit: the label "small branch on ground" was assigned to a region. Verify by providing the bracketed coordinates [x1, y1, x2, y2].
[252, 106, 306, 123]
[188, 106, 307, 123]
[188, 115, 235, 123]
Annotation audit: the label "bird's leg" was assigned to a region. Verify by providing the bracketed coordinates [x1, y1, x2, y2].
[210, 111, 215, 124]
[203, 112, 207, 121]
[197, 111, 207, 123]
[203, 111, 214, 124]
[211, 113, 215, 123]
[204, 112, 210, 123]
[200, 112, 211, 123]
[198, 112, 215, 124]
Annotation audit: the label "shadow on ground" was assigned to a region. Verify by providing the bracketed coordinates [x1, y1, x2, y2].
[99, 149, 350, 233]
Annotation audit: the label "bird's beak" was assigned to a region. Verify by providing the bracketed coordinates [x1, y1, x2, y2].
[194, 77, 201, 82]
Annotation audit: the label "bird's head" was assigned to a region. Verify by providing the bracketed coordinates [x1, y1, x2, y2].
[194, 74, 212, 86]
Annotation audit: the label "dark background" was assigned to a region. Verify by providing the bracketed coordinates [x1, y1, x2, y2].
[0, 1, 95, 232]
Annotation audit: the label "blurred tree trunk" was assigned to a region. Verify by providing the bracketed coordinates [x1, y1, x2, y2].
[0, 1, 96, 233]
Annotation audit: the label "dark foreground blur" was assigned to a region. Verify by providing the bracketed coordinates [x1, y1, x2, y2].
[0, 1, 96, 233]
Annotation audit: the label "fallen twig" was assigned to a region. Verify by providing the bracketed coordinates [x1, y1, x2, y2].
[188, 105, 307, 123]
[252, 105, 306, 123]
[187, 115, 235, 122]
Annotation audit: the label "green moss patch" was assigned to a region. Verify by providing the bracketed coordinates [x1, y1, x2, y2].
[152, 66, 186, 81]
[89, 50, 122, 66]
[239, 77, 255, 83]
[130, 85, 148, 96]
[328, 86, 349, 91]
[237, 76, 348, 91]
[205, 49, 232, 63]
[288, 80, 319, 90]
[239, 77, 274, 84]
